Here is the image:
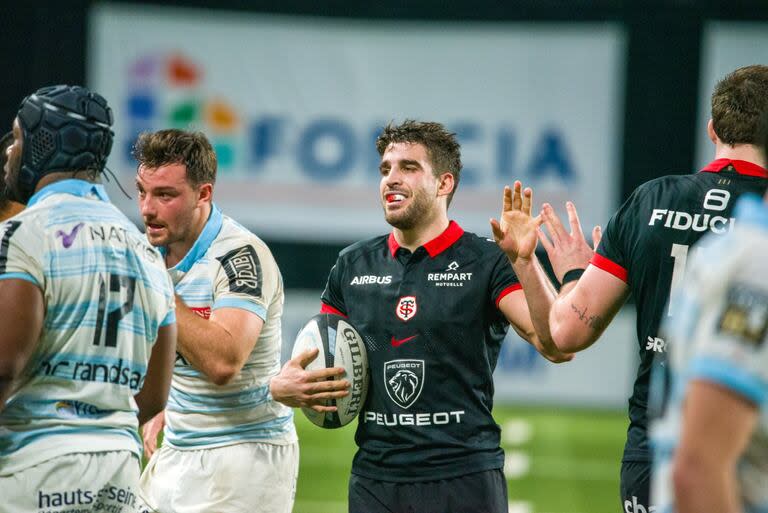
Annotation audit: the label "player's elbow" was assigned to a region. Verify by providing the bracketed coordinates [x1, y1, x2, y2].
[208, 361, 241, 386]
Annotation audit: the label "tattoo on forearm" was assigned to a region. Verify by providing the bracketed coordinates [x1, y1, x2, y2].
[570, 303, 605, 331]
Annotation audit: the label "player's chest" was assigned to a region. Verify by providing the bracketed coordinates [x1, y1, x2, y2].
[342, 254, 489, 327]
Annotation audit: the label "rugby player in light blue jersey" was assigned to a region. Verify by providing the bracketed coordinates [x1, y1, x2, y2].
[134, 129, 297, 513]
[651, 110, 768, 513]
[0, 85, 177, 513]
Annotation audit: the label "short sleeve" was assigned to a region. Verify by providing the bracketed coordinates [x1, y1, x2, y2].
[593, 187, 645, 283]
[0, 218, 44, 287]
[676, 238, 768, 406]
[320, 257, 347, 316]
[489, 247, 521, 309]
[211, 242, 279, 321]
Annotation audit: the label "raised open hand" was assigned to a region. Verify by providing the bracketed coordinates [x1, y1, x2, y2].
[490, 181, 542, 263]
[538, 202, 601, 283]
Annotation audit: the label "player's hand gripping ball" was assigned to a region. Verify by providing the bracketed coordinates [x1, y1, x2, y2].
[291, 314, 369, 428]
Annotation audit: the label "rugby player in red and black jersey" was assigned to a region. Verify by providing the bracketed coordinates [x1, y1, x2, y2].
[271, 120, 572, 513]
[503, 64, 768, 513]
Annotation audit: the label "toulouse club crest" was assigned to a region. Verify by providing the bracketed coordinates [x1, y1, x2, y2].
[396, 296, 417, 322]
[384, 359, 425, 409]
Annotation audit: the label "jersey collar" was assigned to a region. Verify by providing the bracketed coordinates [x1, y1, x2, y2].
[160, 203, 223, 272]
[700, 159, 768, 178]
[734, 193, 768, 229]
[27, 179, 110, 208]
[387, 220, 465, 258]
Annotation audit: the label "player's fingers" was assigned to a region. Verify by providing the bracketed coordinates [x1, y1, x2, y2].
[540, 205, 561, 244]
[543, 203, 568, 242]
[522, 187, 533, 216]
[294, 348, 320, 369]
[512, 181, 523, 211]
[537, 228, 554, 254]
[306, 378, 350, 393]
[502, 185, 513, 212]
[592, 225, 602, 251]
[306, 390, 350, 401]
[490, 218, 504, 243]
[566, 201, 584, 239]
[307, 366, 347, 381]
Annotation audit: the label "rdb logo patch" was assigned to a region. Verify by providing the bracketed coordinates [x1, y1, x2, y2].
[217, 245, 262, 296]
[396, 296, 417, 322]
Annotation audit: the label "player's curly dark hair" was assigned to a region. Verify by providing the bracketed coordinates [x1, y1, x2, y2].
[376, 120, 462, 207]
[132, 129, 217, 186]
[711, 65, 768, 146]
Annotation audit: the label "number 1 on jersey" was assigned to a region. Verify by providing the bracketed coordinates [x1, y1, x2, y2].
[93, 273, 137, 347]
[668, 243, 689, 316]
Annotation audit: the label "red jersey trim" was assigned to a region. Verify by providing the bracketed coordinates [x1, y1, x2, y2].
[388, 220, 465, 258]
[590, 253, 628, 283]
[700, 159, 768, 178]
[495, 283, 522, 308]
[320, 302, 348, 318]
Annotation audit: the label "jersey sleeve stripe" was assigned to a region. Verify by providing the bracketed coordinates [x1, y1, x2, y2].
[688, 355, 767, 406]
[321, 302, 348, 318]
[590, 253, 628, 282]
[495, 283, 522, 308]
[159, 310, 176, 327]
[212, 298, 267, 320]
[0, 272, 41, 287]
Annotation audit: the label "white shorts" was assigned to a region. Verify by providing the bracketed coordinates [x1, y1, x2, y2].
[139, 441, 299, 513]
[0, 450, 141, 513]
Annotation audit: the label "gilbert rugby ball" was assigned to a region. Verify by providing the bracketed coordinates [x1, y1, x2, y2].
[291, 313, 369, 428]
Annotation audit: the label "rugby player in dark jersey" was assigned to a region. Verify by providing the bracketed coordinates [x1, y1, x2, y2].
[271, 120, 571, 513]
[501, 64, 768, 513]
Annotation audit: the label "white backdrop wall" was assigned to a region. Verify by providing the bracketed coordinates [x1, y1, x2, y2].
[696, 22, 768, 170]
[89, 3, 626, 242]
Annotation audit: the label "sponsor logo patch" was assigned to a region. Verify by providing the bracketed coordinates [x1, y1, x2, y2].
[217, 245, 262, 296]
[427, 261, 472, 287]
[717, 284, 768, 346]
[350, 274, 392, 285]
[55, 222, 84, 248]
[396, 296, 417, 321]
[384, 359, 424, 409]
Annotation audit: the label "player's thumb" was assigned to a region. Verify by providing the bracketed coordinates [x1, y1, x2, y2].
[296, 347, 320, 369]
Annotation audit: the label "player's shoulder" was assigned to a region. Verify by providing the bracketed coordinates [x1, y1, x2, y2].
[214, 214, 274, 256]
[338, 234, 389, 261]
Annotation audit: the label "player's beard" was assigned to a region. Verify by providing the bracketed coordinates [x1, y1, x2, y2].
[383, 189, 434, 231]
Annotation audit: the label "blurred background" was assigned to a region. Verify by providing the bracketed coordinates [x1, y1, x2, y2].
[3, 1, 767, 512]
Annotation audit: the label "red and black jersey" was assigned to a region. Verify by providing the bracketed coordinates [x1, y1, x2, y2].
[593, 159, 768, 463]
[321, 221, 521, 481]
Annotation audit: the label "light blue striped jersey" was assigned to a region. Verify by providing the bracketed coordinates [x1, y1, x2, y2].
[0, 180, 175, 475]
[162, 205, 295, 449]
[652, 194, 768, 513]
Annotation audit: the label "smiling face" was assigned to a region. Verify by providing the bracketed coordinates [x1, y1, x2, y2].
[379, 142, 450, 231]
[136, 163, 212, 252]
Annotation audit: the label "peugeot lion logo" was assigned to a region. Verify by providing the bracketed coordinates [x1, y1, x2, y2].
[384, 359, 425, 409]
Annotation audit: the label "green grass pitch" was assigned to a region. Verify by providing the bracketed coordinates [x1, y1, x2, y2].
[293, 405, 627, 513]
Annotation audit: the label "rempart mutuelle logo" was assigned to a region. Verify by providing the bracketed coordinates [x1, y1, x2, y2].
[124, 52, 239, 168]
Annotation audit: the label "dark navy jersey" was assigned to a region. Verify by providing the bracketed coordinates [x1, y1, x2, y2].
[321, 221, 521, 481]
[593, 159, 768, 462]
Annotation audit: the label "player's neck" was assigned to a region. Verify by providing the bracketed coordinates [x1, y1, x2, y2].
[392, 212, 449, 253]
[0, 201, 24, 221]
[713, 143, 767, 168]
[165, 203, 212, 268]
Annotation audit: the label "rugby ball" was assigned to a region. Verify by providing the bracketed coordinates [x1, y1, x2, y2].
[291, 313, 369, 428]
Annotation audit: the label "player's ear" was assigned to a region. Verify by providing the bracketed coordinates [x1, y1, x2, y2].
[437, 172, 454, 198]
[707, 119, 719, 145]
[197, 183, 213, 204]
